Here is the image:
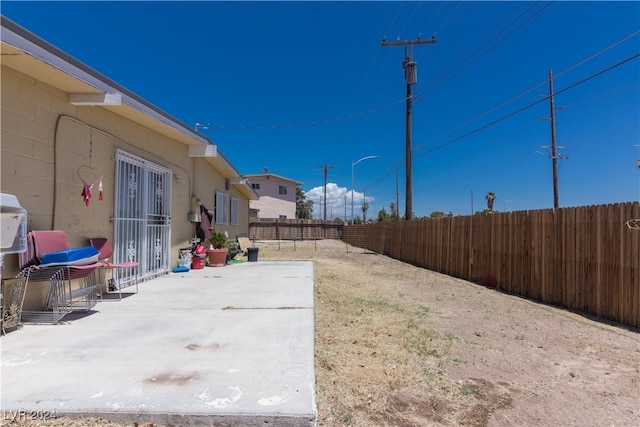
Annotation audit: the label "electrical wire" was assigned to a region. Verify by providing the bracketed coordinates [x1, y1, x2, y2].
[421, 1, 554, 98]
[355, 1, 408, 110]
[352, 1, 407, 112]
[413, 52, 640, 160]
[560, 81, 640, 111]
[203, 97, 407, 130]
[363, 50, 639, 195]
[416, 30, 640, 153]
[418, 1, 446, 40]
[397, 1, 424, 41]
[427, 1, 462, 43]
[553, 29, 640, 80]
[366, 49, 640, 205]
[418, 1, 527, 81]
[241, 42, 638, 212]
[418, 119, 541, 179]
[342, 32, 639, 209]
[200, 2, 554, 133]
[198, 12, 636, 143]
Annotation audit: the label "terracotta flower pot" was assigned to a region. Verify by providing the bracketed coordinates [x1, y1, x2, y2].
[207, 248, 229, 267]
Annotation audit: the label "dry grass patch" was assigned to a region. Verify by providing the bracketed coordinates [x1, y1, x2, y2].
[306, 258, 474, 426]
[260, 239, 640, 427]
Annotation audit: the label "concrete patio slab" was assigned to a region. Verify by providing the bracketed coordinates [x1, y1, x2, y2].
[0, 261, 316, 426]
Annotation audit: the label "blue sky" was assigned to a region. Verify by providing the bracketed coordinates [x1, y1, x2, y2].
[3, 1, 639, 220]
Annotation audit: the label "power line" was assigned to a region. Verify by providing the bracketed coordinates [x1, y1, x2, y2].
[413, 52, 640, 160]
[414, 30, 640, 154]
[429, 1, 462, 37]
[396, 1, 424, 40]
[418, 1, 447, 40]
[197, 28, 637, 136]
[554, 30, 640, 80]
[419, 1, 523, 70]
[355, 38, 640, 204]
[198, 98, 406, 130]
[422, 1, 554, 98]
[417, 119, 540, 179]
[357, 2, 409, 109]
[365, 52, 639, 195]
[366, 52, 639, 204]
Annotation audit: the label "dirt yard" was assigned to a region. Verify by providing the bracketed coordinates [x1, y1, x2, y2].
[4, 239, 639, 426]
[263, 240, 640, 427]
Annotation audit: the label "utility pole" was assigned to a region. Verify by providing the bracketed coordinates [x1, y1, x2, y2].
[344, 194, 347, 222]
[395, 163, 400, 221]
[318, 165, 334, 222]
[546, 69, 568, 209]
[382, 35, 436, 220]
[549, 69, 559, 209]
[362, 186, 368, 223]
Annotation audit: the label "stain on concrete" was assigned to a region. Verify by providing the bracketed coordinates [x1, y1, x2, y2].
[186, 342, 222, 351]
[143, 371, 199, 385]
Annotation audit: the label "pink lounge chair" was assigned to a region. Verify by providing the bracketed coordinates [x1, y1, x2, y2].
[89, 237, 139, 299]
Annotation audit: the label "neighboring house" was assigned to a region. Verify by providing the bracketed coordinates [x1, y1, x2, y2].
[0, 16, 258, 303]
[244, 172, 301, 220]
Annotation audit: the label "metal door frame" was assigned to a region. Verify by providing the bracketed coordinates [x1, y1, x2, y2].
[113, 149, 172, 286]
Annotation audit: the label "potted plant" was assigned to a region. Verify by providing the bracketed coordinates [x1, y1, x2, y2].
[207, 231, 230, 266]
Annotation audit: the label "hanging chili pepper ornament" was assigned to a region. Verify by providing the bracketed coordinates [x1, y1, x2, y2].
[81, 183, 92, 206]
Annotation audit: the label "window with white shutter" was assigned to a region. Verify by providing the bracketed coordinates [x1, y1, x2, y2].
[215, 191, 228, 224]
[230, 197, 239, 225]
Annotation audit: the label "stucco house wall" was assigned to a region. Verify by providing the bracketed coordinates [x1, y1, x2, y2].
[0, 16, 257, 303]
[251, 196, 295, 219]
[244, 173, 301, 219]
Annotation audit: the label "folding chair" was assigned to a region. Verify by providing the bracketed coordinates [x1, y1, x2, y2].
[18, 230, 100, 324]
[89, 237, 139, 300]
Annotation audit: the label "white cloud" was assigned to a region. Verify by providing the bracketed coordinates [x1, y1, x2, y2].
[304, 183, 374, 220]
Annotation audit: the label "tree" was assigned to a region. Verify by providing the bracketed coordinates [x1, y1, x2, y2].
[377, 203, 401, 222]
[485, 192, 497, 211]
[430, 211, 445, 218]
[377, 207, 391, 222]
[296, 186, 313, 219]
[476, 209, 496, 215]
[389, 202, 399, 221]
[361, 202, 370, 223]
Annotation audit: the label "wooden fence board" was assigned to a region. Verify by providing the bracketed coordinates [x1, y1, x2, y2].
[342, 202, 639, 328]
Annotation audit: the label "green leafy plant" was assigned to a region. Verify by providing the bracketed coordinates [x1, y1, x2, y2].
[209, 231, 230, 249]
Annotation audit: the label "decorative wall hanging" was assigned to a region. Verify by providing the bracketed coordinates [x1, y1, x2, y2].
[78, 165, 104, 206]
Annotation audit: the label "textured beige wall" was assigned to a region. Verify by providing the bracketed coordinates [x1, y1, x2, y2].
[1, 65, 249, 291]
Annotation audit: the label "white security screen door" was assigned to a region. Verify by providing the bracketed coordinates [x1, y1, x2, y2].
[114, 149, 172, 286]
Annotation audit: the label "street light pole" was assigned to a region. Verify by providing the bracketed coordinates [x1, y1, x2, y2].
[351, 155, 380, 223]
[466, 188, 474, 215]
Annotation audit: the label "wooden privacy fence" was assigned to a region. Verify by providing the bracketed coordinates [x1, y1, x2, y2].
[249, 219, 343, 240]
[343, 202, 640, 328]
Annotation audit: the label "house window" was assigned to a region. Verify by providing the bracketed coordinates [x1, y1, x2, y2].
[279, 185, 287, 195]
[230, 197, 239, 225]
[252, 183, 260, 190]
[215, 191, 228, 224]
[279, 214, 287, 220]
